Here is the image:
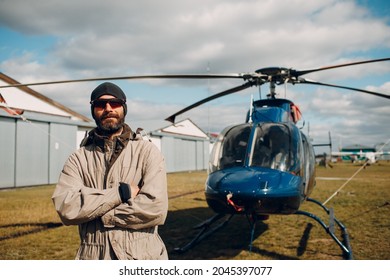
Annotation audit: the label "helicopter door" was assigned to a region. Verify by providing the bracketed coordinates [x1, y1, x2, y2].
[301, 132, 316, 196]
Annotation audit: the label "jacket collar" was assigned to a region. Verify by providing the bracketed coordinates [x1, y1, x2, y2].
[81, 124, 136, 150]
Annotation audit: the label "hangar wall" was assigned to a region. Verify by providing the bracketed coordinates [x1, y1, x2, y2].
[160, 135, 209, 173]
[0, 114, 91, 189]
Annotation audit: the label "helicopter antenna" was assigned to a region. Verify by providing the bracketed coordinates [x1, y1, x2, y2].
[284, 79, 288, 98]
[248, 94, 254, 123]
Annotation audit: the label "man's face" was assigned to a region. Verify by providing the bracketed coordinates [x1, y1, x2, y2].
[92, 94, 125, 134]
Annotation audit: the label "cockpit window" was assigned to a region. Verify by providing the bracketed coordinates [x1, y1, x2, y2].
[209, 122, 301, 173]
[209, 124, 252, 172]
[250, 123, 291, 171]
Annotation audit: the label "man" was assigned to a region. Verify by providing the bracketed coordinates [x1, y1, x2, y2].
[52, 82, 168, 260]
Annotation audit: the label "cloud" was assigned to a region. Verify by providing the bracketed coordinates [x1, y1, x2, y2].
[1, 0, 389, 148]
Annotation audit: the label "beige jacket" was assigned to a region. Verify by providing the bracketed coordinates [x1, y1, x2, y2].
[52, 124, 168, 260]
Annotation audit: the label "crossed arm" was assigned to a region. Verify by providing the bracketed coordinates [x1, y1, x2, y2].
[52, 148, 168, 230]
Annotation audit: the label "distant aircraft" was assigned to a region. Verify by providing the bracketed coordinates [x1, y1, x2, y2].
[331, 150, 390, 164]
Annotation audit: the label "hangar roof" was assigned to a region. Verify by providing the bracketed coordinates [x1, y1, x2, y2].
[0, 72, 91, 122]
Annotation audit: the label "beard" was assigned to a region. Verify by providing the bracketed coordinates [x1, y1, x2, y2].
[94, 112, 125, 135]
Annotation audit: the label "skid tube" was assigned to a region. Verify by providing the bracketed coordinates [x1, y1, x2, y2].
[173, 213, 234, 253]
[295, 197, 353, 260]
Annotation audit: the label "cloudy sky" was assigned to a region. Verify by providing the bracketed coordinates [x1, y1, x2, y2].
[1, 0, 389, 152]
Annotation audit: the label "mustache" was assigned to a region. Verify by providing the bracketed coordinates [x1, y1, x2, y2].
[101, 112, 120, 119]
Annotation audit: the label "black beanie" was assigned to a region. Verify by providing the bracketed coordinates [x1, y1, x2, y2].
[90, 82, 127, 116]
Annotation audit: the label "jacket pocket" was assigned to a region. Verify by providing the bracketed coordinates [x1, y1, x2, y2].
[125, 232, 167, 260]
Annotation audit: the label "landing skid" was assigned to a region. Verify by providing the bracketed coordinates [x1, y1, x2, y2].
[174, 213, 234, 253]
[295, 197, 353, 260]
[173, 198, 353, 259]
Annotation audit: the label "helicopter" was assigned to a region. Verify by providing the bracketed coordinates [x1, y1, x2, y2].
[161, 58, 390, 259]
[1, 57, 389, 259]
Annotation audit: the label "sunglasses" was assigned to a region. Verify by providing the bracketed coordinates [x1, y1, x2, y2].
[91, 98, 125, 109]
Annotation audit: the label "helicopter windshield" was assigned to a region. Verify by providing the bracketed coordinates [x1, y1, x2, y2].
[209, 123, 252, 172]
[250, 123, 292, 172]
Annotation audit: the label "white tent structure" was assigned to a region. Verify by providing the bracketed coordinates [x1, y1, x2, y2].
[149, 119, 211, 173]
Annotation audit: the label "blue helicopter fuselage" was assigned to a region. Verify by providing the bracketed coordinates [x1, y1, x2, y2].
[205, 99, 315, 215]
[206, 166, 303, 214]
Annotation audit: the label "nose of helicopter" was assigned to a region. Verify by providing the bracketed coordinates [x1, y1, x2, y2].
[205, 167, 303, 214]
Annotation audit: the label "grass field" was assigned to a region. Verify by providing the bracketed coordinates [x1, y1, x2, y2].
[0, 162, 389, 260]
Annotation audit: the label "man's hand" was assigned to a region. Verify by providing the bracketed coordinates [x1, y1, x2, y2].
[130, 184, 140, 198]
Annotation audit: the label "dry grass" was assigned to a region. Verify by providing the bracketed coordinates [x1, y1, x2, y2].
[0, 162, 389, 260]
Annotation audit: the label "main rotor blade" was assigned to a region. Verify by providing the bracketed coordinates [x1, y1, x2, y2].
[300, 79, 390, 99]
[0, 73, 243, 88]
[165, 82, 253, 123]
[294, 57, 390, 77]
